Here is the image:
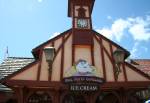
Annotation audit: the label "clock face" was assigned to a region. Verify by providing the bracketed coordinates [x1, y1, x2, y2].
[77, 19, 88, 28]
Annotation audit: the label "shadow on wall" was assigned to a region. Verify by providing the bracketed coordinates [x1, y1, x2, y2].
[6, 99, 17, 103]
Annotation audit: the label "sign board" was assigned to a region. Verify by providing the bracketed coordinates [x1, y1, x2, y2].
[64, 76, 104, 84]
[70, 84, 99, 92]
[63, 59, 105, 92]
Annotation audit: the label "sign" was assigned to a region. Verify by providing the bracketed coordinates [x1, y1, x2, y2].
[63, 59, 105, 92]
[64, 76, 104, 84]
[70, 84, 99, 92]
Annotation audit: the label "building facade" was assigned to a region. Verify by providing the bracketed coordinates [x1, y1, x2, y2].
[0, 0, 150, 103]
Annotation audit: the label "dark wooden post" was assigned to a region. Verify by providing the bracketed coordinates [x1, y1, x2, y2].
[18, 87, 24, 103]
[54, 87, 60, 103]
[85, 94, 92, 103]
[119, 88, 128, 103]
[13, 87, 24, 103]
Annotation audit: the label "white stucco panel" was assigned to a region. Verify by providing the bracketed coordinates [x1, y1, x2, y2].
[54, 37, 62, 51]
[126, 65, 150, 81]
[40, 51, 49, 81]
[11, 63, 38, 80]
[104, 52, 114, 82]
[63, 35, 72, 77]
[51, 50, 61, 81]
[102, 39, 111, 56]
[75, 45, 91, 65]
[94, 38, 103, 78]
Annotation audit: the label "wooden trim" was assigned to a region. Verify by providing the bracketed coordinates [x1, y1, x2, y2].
[93, 30, 130, 57]
[60, 36, 65, 80]
[88, 6, 92, 29]
[94, 35, 114, 65]
[72, 29, 93, 32]
[90, 17, 92, 30]
[91, 45, 95, 65]
[73, 3, 75, 28]
[74, 16, 91, 19]
[32, 29, 71, 52]
[54, 90, 60, 103]
[19, 87, 24, 103]
[5, 80, 150, 90]
[91, 37, 95, 65]
[99, 36, 106, 80]
[103, 46, 114, 65]
[13, 86, 24, 103]
[53, 33, 71, 62]
[72, 44, 75, 65]
[110, 44, 116, 82]
[101, 82, 150, 89]
[32, 29, 71, 59]
[37, 50, 43, 81]
[94, 34, 117, 81]
[122, 63, 127, 82]
[5, 80, 62, 88]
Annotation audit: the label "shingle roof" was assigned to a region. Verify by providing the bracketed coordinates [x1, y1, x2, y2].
[0, 57, 34, 79]
[0, 57, 34, 92]
[131, 59, 150, 76]
[0, 83, 12, 92]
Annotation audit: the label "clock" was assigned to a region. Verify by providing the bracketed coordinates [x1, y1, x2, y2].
[77, 19, 88, 28]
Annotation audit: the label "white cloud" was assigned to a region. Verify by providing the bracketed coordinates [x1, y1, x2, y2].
[130, 42, 149, 58]
[96, 15, 150, 59]
[37, 0, 43, 3]
[107, 16, 112, 20]
[128, 17, 150, 41]
[130, 42, 139, 58]
[96, 15, 150, 42]
[111, 19, 130, 41]
[96, 18, 129, 41]
[96, 28, 113, 39]
[129, 24, 150, 41]
[50, 32, 60, 39]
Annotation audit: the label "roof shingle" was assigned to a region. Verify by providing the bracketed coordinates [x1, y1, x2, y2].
[0, 57, 34, 79]
[0, 57, 34, 91]
[131, 59, 150, 76]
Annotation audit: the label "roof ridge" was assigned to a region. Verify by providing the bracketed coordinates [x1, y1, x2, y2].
[7, 57, 34, 59]
[132, 59, 150, 60]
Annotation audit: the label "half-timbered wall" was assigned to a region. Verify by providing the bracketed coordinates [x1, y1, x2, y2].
[9, 30, 150, 84]
[11, 63, 39, 80]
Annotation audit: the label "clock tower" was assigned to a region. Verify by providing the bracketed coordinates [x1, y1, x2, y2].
[68, 0, 95, 45]
[68, 0, 95, 29]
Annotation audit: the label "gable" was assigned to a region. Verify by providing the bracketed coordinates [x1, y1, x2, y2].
[1, 29, 150, 88]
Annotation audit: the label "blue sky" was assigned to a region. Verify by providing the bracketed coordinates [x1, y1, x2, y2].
[0, 0, 150, 63]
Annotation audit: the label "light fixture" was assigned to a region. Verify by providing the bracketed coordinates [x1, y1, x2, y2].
[43, 47, 55, 72]
[113, 49, 125, 79]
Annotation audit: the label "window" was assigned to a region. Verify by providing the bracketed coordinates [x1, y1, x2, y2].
[28, 92, 52, 103]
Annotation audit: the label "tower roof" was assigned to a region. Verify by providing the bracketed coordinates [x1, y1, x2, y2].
[68, 0, 95, 17]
